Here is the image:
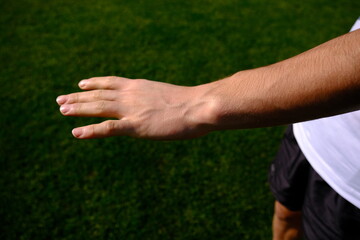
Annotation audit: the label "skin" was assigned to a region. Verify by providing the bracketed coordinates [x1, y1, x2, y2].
[57, 77, 212, 139]
[57, 28, 360, 239]
[57, 29, 360, 140]
[273, 201, 303, 240]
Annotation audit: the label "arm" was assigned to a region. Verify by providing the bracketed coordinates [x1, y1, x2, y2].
[206, 28, 360, 130]
[57, 29, 360, 139]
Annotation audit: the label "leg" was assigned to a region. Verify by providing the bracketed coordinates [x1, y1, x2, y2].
[272, 200, 303, 240]
[269, 126, 310, 240]
[269, 126, 309, 239]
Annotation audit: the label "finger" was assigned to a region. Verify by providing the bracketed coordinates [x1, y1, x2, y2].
[72, 120, 132, 139]
[79, 76, 131, 90]
[60, 101, 119, 118]
[57, 90, 118, 105]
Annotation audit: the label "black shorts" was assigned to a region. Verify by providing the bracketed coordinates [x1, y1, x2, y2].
[269, 125, 360, 240]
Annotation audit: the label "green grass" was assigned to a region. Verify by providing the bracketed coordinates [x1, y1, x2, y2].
[1, 0, 359, 239]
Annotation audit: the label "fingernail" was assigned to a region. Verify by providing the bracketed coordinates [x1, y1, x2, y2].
[79, 80, 87, 88]
[72, 128, 83, 138]
[56, 96, 66, 105]
[60, 105, 70, 114]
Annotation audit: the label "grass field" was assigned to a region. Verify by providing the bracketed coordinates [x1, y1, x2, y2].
[1, 0, 359, 239]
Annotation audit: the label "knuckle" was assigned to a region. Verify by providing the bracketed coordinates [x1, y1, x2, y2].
[133, 78, 144, 85]
[95, 101, 106, 112]
[89, 125, 95, 137]
[104, 121, 117, 134]
[74, 103, 82, 113]
[68, 93, 79, 103]
[74, 94, 79, 103]
[131, 79, 148, 89]
[104, 78, 112, 89]
[105, 76, 118, 89]
[93, 90, 103, 99]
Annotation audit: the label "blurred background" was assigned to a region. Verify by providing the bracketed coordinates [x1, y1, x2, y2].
[1, 0, 359, 239]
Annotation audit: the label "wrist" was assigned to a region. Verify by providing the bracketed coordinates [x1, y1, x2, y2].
[185, 83, 223, 135]
[191, 68, 272, 131]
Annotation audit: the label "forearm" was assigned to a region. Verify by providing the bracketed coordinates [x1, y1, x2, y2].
[194, 29, 360, 131]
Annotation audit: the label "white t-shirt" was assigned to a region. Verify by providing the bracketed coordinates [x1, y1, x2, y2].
[293, 17, 360, 209]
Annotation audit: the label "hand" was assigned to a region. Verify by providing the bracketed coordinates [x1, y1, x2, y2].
[57, 76, 213, 139]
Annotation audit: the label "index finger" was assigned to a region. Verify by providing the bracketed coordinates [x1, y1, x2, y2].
[79, 76, 131, 90]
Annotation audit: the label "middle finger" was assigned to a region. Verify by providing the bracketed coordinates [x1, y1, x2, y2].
[59, 90, 118, 105]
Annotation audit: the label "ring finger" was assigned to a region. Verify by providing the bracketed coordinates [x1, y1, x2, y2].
[60, 101, 120, 118]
